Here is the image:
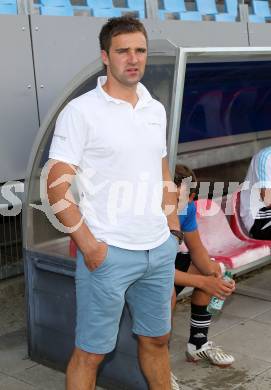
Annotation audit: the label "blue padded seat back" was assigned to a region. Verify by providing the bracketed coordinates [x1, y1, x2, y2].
[41, 0, 70, 6]
[180, 11, 202, 20]
[0, 0, 16, 4]
[253, 0, 271, 17]
[87, 0, 113, 9]
[249, 14, 265, 22]
[92, 7, 122, 17]
[215, 13, 236, 21]
[225, 0, 238, 16]
[126, 0, 145, 18]
[0, 2, 17, 13]
[163, 0, 185, 12]
[127, 0, 145, 10]
[87, 0, 114, 9]
[195, 0, 217, 15]
[40, 5, 73, 15]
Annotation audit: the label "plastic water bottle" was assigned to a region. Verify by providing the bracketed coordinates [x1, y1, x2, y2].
[207, 268, 233, 315]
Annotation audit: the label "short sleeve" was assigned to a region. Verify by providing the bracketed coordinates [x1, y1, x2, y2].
[257, 150, 271, 187]
[49, 103, 88, 166]
[178, 202, 198, 232]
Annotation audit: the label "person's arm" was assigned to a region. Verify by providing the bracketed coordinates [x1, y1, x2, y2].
[260, 188, 271, 207]
[174, 229, 235, 299]
[46, 160, 107, 271]
[184, 230, 215, 276]
[174, 267, 234, 299]
[162, 157, 180, 231]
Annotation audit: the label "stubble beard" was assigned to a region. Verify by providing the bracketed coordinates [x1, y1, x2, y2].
[110, 66, 145, 88]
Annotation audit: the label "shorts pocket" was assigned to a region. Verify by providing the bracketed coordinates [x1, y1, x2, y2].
[91, 245, 111, 273]
[76, 246, 111, 277]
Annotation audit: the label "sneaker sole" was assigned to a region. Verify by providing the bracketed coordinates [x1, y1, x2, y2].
[186, 352, 233, 368]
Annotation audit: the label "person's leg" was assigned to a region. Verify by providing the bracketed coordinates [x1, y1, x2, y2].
[138, 334, 171, 390]
[250, 209, 271, 240]
[188, 264, 212, 350]
[126, 234, 177, 389]
[69, 248, 143, 389]
[66, 348, 104, 390]
[182, 263, 234, 366]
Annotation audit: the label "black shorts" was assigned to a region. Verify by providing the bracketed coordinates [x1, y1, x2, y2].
[250, 206, 271, 240]
[174, 252, 192, 296]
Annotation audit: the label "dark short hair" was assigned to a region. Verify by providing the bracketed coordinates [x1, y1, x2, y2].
[99, 16, 148, 53]
[174, 164, 197, 192]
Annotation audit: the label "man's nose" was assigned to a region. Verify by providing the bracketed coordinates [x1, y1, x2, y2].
[128, 51, 138, 63]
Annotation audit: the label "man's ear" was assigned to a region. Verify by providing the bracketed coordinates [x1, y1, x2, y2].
[101, 50, 109, 67]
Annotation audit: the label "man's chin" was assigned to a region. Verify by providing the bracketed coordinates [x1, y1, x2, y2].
[123, 75, 143, 86]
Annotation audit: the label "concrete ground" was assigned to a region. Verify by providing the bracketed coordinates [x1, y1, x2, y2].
[1, 267, 271, 390]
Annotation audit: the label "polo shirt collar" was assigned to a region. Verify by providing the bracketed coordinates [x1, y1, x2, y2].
[96, 76, 153, 107]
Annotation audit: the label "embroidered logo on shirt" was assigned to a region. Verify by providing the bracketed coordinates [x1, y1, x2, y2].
[148, 121, 160, 126]
[53, 134, 67, 141]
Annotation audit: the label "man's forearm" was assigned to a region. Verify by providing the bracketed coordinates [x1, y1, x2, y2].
[190, 250, 215, 276]
[175, 270, 206, 289]
[48, 189, 98, 257]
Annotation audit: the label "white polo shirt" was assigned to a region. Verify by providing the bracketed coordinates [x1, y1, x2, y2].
[240, 146, 271, 232]
[49, 76, 170, 250]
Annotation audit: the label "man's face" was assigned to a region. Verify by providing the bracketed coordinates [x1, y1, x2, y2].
[101, 32, 148, 87]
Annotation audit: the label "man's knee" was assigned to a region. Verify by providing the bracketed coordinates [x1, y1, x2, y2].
[69, 347, 105, 370]
[138, 333, 170, 348]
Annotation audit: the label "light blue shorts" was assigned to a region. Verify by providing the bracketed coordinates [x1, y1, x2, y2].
[75, 234, 178, 354]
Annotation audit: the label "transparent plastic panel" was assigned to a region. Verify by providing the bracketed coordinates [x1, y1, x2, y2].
[142, 55, 175, 133]
[176, 50, 271, 196]
[26, 71, 103, 257]
[26, 54, 176, 257]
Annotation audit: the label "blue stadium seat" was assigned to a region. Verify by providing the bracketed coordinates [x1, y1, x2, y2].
[158, 0, 185, 19]
[252, 0, 271, 18]
[127, 0, 145, 10]
[40, 5, 73, 15]
[158, 0, 201, 20]
[215, 13, 236, 22]
[41, 0, 70, 6]
[0, 3, 17, 13]
[179, 11, 202, 21]
[127, 0, 145, 18]
[0, 0, 16, 4]
[92, 7, 122, 17]
[225, 0, 238, 17]
[195, 0, 217, 16]
[249, 14, 265, 23]
[196, 0, 236, 21]
[87, 0, 113, 9]
[163, 0, 186, 12]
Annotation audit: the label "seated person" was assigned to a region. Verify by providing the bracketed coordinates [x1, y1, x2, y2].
[172, 164, 235, 367]
[240, 146, 271, 240]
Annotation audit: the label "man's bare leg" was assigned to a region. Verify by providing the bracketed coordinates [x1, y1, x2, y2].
[66, 347, 105, 390]
[138, 334, 171, 390]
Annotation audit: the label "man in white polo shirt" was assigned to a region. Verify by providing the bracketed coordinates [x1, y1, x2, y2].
[47, 16, 181, 390]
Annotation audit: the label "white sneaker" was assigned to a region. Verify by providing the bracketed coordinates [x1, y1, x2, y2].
[171, 372, 181, 390]
[186, 341, 235, 367]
